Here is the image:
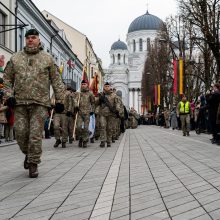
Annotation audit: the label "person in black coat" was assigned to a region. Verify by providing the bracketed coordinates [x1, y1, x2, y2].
[206, 83, 220, 143]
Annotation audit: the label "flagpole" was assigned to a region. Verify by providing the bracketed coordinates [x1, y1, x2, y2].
[72, 63, 86, 140]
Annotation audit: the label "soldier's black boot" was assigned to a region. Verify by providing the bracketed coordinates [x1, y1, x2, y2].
[107, 142, 111, 147]
[24, 155, 29, 170]
[90, 137, 94, 143]
[100, 141, 105, 148]
[62, 142, 66, 148]
[83, 141, 87, 148]
[78, 138, 83, 147]
[29, 163, 38, 178]
[112, 138, 115, 143]
[54, 139, 61, 148]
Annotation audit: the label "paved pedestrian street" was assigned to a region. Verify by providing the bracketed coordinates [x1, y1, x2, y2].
[2, 126, 220, 220]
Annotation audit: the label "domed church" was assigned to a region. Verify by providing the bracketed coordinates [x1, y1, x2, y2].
[107, 11, 163, 112]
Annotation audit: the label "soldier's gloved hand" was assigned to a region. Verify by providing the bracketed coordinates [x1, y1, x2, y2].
[115, 111, 120, 118]
[75, 106, 79, 113]
[99, 95, 105, 103]
[55, 103, 64, 113]
[90, 112, 94, 116]
[66, 111, 73, 117]
[7, 97, 16, 108]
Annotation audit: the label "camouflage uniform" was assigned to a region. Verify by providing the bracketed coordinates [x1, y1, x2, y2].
[53, 90, 73, 147]
[112, 94, 124, 141]
[128, 108, 139, 129]
[77, 87, 95, 146]
[3, 45, 65, 164]
[67, 91, 77, 143]
[98, 90, 121, 146]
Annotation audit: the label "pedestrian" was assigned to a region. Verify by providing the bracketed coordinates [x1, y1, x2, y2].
[3, 28, 66, 178]
[176, 94, 192, 136]
[170, 106, 178, 130]
[206, 83, 220, 144]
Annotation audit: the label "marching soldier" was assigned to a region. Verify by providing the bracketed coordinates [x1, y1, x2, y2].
[77, 80, 95, 148]
[53, 87, 73, 148]
[129, 107, 139, 129]
[3, 29, 66, 178]
[98, 82, 121, 148]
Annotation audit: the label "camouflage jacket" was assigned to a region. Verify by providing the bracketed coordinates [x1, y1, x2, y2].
[3, 46, 65, 107]
[78, 87, 95, 114]
[98, 90, 121, 117]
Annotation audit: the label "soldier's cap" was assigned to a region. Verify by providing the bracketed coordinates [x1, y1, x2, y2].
[25, 29, 39, 37]
[81, 80, 88, 84]
[104, 82, 110, 86]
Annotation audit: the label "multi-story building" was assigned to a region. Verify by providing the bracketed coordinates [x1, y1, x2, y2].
[41, 10, 104, 90]
[0, 0, 17, 76]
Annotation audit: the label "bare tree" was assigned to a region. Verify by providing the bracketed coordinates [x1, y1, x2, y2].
[178, 0, 220, 81]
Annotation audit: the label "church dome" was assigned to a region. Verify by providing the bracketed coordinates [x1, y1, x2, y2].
[128, 11, 163, 33]
[111, 39, 128, 50]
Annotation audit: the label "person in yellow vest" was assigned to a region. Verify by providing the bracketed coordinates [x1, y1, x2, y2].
[176, 94, 192, 136]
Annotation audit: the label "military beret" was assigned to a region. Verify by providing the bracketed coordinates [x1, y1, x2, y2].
[104, 82, 110, 86]
[25, 29, 39, 37]
[81, 80, 88, 84]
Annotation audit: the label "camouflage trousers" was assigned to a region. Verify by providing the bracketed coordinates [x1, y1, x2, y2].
[100, 115, 114, 142]
[67, 116, 74, 142]
[14, 104, 47, 164]
[77, 113, 90, 142]
[53, 113, 68, 143]
[94, 114, 100, 140]
[112, 117, 119, 140]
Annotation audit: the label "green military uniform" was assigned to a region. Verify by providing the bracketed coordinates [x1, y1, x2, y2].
[98, 90, 121, 147]
[77, 87, 95, 147]
[128, 108, 139, 129]
[53, 90, 73, 148]
[3, 44, 65, 167]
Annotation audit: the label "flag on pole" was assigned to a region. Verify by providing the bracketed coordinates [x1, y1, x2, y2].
[82, 65, 89, 85]
[179, 57, 184, 95]
[173, 59, 178, 95]
[154, 84, 158, 105]
[157, 84, 161, 106]
[59, 64, 64, 75]
[90, 73, 99, 96]
[67, 59, 75, 69]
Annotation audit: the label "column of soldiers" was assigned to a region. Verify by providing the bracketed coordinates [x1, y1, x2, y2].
[2, 28, 138, 179]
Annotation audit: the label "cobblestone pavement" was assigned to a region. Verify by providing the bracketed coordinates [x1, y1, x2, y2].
[1, 126, 220, 220]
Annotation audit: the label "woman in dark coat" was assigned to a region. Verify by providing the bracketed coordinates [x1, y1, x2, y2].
[206, 83, 220, 143]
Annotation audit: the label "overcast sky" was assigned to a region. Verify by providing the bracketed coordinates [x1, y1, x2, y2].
[32, 0, 178, 68]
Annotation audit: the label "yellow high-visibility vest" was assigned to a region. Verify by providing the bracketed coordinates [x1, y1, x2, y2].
[179, 101, 190, 114]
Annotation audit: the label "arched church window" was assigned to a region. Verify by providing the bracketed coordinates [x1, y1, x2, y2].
[118, 54, 121, 65]
[139, 38, 143, 51]
[113, 55, 115, 64]
[133, 39, 136, 52]
[123, 54, 126, 64]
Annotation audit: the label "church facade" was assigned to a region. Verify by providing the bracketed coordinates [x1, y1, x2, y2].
[106, 11, 163, 113]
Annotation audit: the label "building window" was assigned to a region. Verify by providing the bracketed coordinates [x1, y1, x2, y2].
[118, 54, 121, 65]
[147, 38, 151, 51]
[91, 67, 94, 77]
[123, 54, 126, 64]
[0, 11, 6, 46]
[113, 55, 115, 64]
[139, 38, 143, 51]
[133, 39, 136, 52]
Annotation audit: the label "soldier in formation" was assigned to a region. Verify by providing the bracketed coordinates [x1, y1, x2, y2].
[53, 86, 75, 148]
[3, 29, 66, 178]
[96, 82, 122, 147]
[76, 80, 95, 148]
